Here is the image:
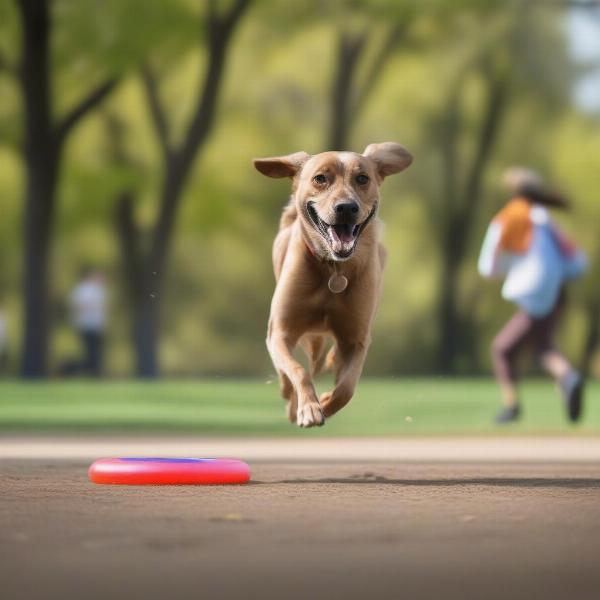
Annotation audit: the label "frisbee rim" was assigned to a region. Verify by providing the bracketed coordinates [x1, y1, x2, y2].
[88, 456, 250, 485]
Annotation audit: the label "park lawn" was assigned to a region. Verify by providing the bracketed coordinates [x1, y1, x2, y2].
[0, 378, 599, 437]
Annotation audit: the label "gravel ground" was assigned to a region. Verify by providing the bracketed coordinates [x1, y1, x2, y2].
[3, 459, 600, 600]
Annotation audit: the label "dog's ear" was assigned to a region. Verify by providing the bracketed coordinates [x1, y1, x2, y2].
[363, 142, 413, 179]
[253, 152, 310, 179]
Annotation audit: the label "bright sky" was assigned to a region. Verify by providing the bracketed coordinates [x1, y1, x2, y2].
[567, 8, 600, 111]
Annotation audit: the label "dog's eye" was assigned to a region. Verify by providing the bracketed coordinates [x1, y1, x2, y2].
[356, 174, 370, 185]
[313, 174, 327, 185]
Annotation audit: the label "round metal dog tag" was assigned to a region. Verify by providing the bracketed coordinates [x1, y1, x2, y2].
[328, 274, 348, 293]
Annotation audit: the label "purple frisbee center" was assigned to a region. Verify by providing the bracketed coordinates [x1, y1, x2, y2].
[118, 457, 216, 463]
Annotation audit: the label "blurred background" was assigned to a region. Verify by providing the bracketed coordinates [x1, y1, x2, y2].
[1, 0, 600, 434]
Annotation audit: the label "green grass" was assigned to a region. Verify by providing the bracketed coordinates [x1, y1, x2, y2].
[0, 378, 598, 436]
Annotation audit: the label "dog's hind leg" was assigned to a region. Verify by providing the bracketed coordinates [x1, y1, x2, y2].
[324, 344, 340, 373]
[278, 371, 298, 424]
[300, 334, 328, 377]
[320, 338, 370, 418]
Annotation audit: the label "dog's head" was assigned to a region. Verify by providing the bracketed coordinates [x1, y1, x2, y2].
[254, 143, 412, 261]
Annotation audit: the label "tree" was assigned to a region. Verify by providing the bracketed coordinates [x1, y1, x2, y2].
[434, 53, 510, 373]
[569, 0, 600, 378]
[420, 4, 573, 373]
[114, 0, 251, 377]
[327, 23, 407, 150]
[580, 260, 600, 380]
[15, 0, 117, 377]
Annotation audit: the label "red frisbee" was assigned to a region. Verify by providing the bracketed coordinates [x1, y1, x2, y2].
[88, 457, 250, 485]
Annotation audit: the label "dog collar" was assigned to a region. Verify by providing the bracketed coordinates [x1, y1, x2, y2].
[303, 240, 348, 293]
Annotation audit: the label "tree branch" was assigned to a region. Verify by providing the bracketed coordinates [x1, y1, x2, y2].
[141, 64, 171, 159]
[462, 64, 509, 214]
[351, 24, 406, 121]
[55, 77, 118, 145]
[147, 0, 251, 275]
[221, 0, 251, 31]
[443, 61, 508, 262]
[435, 65, 470, 227]
[176, 0, 251, 169]
[328, 28, 368, 150]
[207, 0, 218, 20]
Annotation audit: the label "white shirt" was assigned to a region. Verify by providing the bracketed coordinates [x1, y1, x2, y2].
[478, 206, 587, 317]
[70, 280, 107, 332]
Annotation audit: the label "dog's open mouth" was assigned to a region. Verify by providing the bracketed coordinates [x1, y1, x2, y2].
[307, 202, 377, 260]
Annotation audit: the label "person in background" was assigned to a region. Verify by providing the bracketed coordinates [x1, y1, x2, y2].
[65, 267, 108, 377]
[478, 167, 588, 424]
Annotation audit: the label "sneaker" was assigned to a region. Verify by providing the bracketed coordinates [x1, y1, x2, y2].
[494, 405, 520, 424]
[560, 371, 584, 423]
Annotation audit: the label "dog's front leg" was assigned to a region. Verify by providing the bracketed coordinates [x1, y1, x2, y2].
[320, 339, 369, 418]
[267, 330, 324, 428]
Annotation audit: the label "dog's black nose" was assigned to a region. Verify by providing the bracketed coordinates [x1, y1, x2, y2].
[334, 202, 359, 219]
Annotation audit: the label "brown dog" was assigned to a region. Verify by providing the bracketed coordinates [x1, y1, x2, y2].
[254, 143, 413, 427]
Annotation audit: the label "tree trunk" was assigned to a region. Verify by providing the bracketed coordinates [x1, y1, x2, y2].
[327, 25, 405, 152]
[114, 191, 159, 377]
[126, 0, 250, 377]
[128, 156, 187, 378]
[580, 302, 600, 380]
[18, 0, 57, 378]
[21, 158, 59, 378]
[328, 31, 366, 151]
[133, 287, 160, 377]
[18, 0, 117, 378]
[435, 65, 508, 374]
[436, 216, 468, 373]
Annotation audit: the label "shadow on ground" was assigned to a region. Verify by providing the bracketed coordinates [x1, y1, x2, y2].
[271, 475, 600, 488]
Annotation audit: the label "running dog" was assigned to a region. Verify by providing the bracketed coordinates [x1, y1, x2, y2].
[254, 143, 413, 427]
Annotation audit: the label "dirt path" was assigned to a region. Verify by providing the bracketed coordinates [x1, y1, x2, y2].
[4, 435, 600, 461]
[2, 460, 600, 600]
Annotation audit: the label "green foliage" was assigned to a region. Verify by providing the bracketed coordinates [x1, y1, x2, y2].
[52, 0, 200, 74]
[1, 0, 600, 377]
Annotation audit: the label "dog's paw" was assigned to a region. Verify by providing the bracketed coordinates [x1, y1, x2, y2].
[296, 402, 325, 428]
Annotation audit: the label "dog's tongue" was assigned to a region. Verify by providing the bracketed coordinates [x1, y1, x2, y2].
[333, 224, 355, 243]
[328, 224, 357, 255]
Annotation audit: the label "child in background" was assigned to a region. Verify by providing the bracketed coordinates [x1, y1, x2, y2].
[65, 267, 108, 377]
[478, 167, 588, 424]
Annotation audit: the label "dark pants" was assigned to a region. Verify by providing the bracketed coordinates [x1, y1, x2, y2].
[61, 330, 103, 377]
[81, 331, 103, 377]
[491, 291, 566, 385]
